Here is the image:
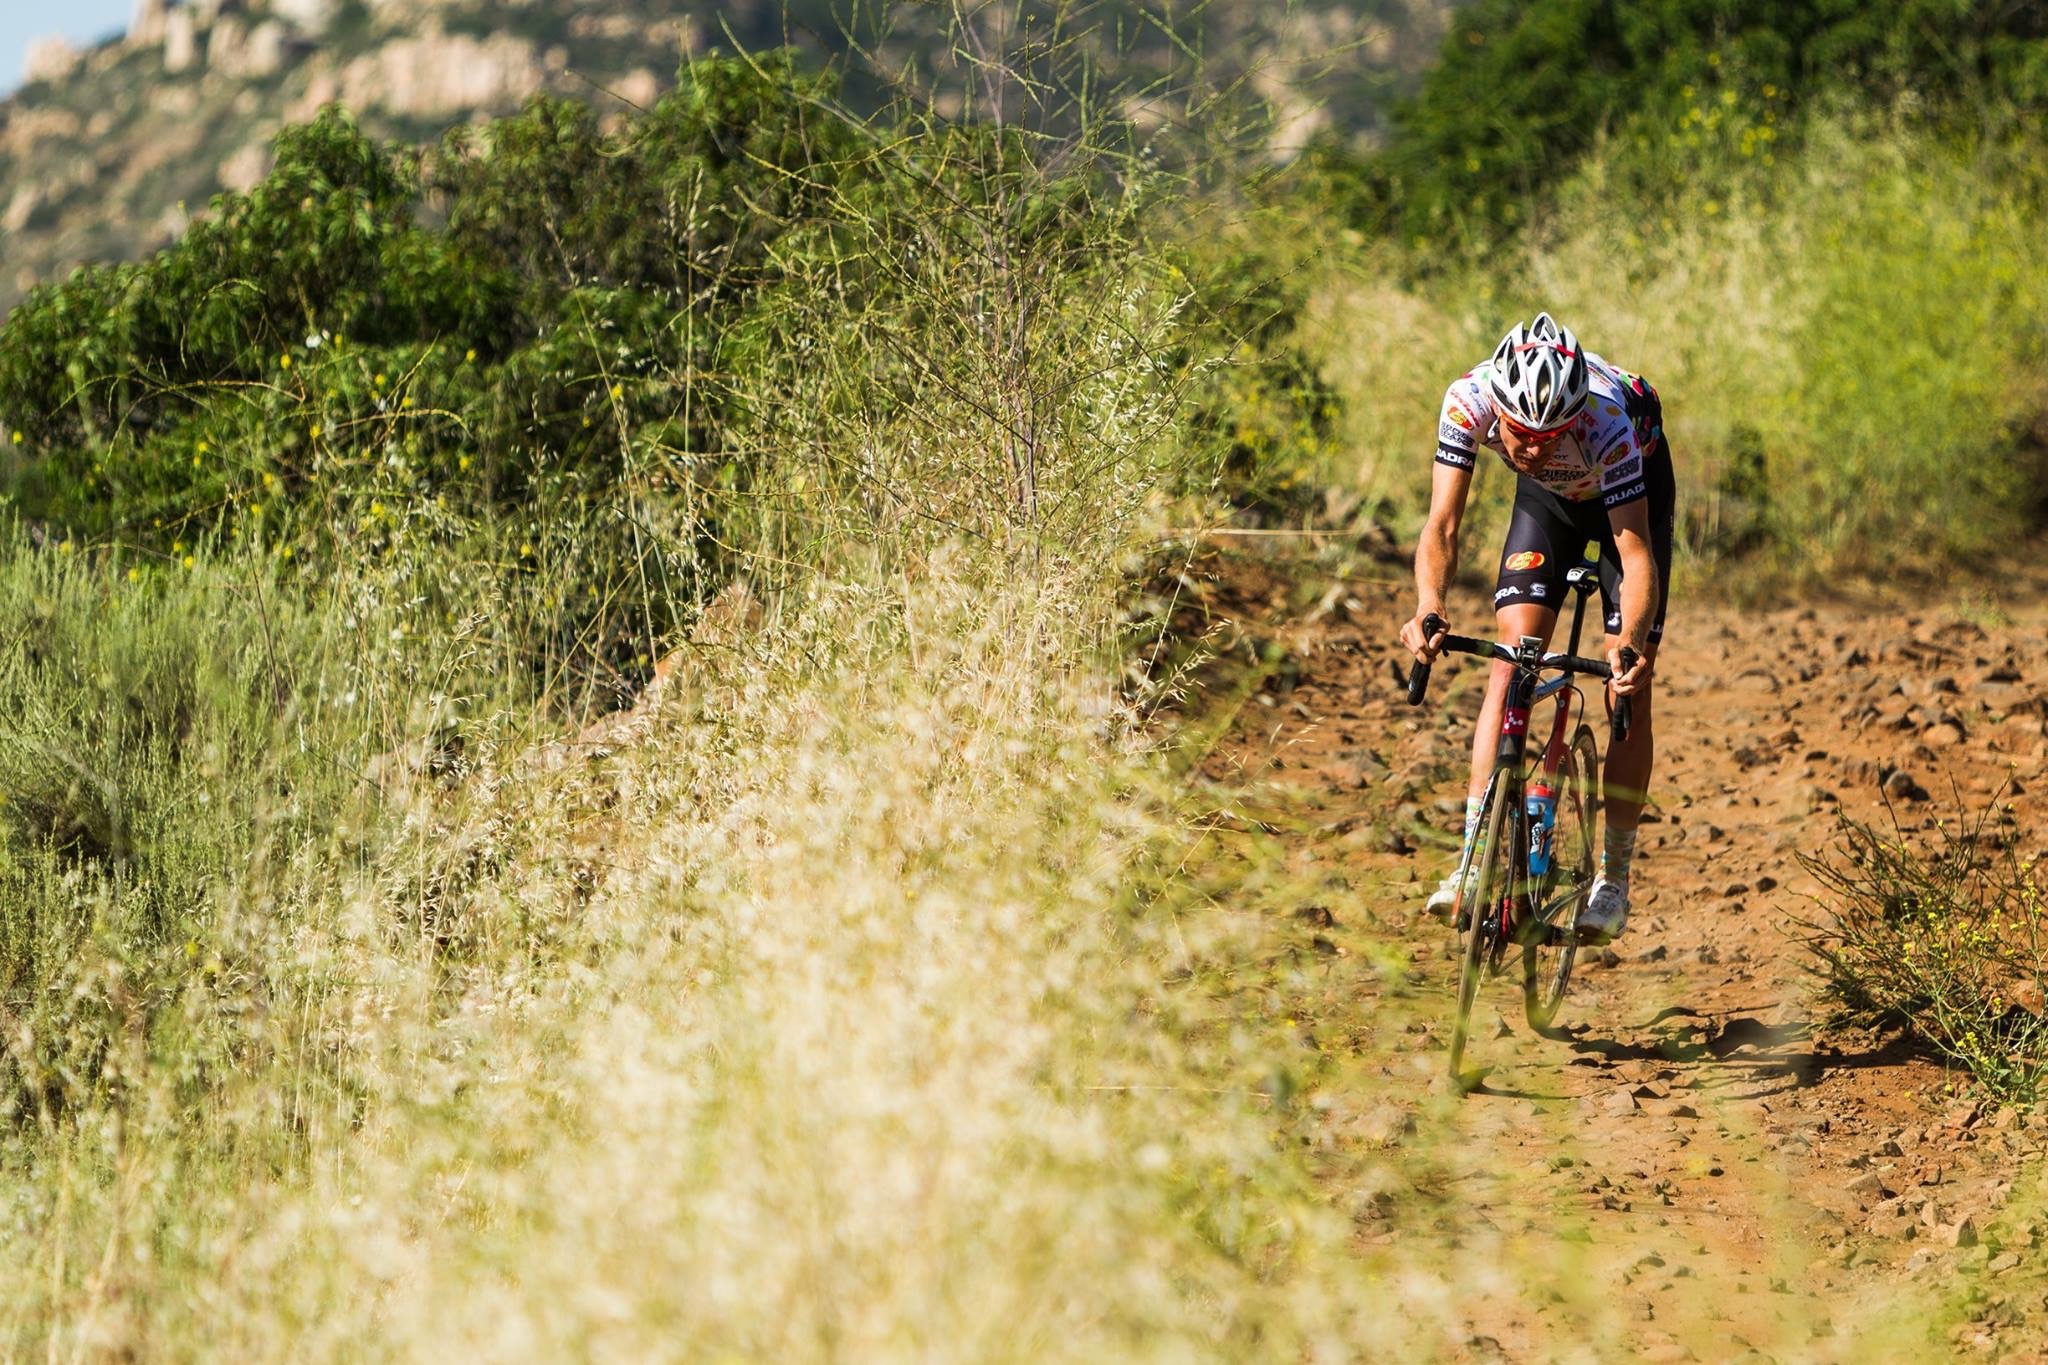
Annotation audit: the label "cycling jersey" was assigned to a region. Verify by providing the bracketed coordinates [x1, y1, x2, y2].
[1435, 353, 1651, 508]
[1492, 380, 1675, 642]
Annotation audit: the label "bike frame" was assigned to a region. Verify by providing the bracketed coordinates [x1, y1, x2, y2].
[1417, 562, 1623, 947]
[1403, 563, 1638, 1077]
[1486, 642, 1585, 941]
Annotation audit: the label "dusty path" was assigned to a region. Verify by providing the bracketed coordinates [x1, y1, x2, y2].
[1174, 546, 2048, 1361]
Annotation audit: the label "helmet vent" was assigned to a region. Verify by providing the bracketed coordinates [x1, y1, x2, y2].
[1485, 312, 1591, 428]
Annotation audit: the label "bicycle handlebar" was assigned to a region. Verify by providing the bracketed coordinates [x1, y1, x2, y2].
[1403, 613, 1636, 741]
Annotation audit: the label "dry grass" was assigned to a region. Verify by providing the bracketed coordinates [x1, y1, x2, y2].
[1293, 113, 2048, 577]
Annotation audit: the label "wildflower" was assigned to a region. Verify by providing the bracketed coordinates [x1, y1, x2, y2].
[464, 348, 477, 364]
[610, 383, 624, 400]
[519, 542, 533, 558]
[58, 539, 72, 554]
[128, 567, 141, 582]
[183, 555, 195, 569]
[305, 334, 323, 350]
[8, 431, 20, 446]
[370, 500, 386, 518]
[459, 454, 473, 471]
[280, 354, 292, 371]
[374, 373, 387, 388]
[263, 471, 277, 488]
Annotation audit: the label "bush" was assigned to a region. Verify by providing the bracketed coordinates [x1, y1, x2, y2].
[0, 541, 387, 1126]
[1362, 0, 2048, 247]
[1800, 793, 2048, 1104]
[0, 50, 1293, 704]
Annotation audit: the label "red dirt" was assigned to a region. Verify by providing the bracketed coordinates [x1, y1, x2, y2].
[1177, 543, 2048, 1361]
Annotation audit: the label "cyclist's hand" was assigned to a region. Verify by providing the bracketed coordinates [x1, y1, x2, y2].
[1400, 610, 1448, 665]
[1608, 646, 1654, 696]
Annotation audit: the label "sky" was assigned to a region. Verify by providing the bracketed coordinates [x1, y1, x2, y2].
[1, 0, 135, 95]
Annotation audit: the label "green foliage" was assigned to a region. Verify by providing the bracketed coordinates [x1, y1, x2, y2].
[1366, 0, 2048, 246]
[1800, 795, 2047, 1105]
[0, 51, 1265, 700]
[0, 543, 370, 1125]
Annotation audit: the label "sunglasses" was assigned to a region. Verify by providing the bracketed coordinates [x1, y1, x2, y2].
[1499, 411, 1577, 442]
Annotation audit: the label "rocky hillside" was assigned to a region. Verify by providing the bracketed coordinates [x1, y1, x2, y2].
[0, 0, 748, 310]
[0, 0, 1452, 313]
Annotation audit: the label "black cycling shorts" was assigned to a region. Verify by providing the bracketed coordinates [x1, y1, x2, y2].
[1493, 383, 1674, 643]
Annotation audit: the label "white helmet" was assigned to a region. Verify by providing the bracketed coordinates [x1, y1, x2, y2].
[1487, 312, 1589, 430]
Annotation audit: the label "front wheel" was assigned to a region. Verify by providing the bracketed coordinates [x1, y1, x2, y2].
[1523, 722, 1600, 1032]
[1449, 770, 1516, 1085]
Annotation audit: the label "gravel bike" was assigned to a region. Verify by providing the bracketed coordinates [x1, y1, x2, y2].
[1403, 562, 1637, 1086]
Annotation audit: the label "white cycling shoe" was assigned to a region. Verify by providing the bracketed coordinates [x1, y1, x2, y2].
[1577, 876, 1631, 944]
[1425, 872, 1466, 922]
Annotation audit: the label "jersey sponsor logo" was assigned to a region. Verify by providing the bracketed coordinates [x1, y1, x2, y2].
[1505, 550, 1545, 572]
[1529, 583, 1548, 599]
[1440, 420, 1475, 446]
[1494, 585, 1523, 603]
[1603, 479, 1647, 507]
[1605, 454, 1643, 482]
[1445, 403, 1475, 431]
[1435, 446, 1475, 470]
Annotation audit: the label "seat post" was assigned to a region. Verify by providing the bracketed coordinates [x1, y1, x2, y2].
[1563, 558, 1600, 657]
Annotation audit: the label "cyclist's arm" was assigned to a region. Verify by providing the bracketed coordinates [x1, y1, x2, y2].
[1415, 462, 1472, 616]
[1404, 463, 1472, 661]
[1606, 498, 1659, 689]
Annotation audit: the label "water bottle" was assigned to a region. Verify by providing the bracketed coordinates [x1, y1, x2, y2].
[1526, 779, 1557, 877]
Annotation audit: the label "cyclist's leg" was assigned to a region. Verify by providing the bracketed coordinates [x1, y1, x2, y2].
[1594, 439, 1675, 830]
[1465, 486, 1576, 804]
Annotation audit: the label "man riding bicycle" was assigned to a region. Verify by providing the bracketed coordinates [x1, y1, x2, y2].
[1398, 313, 1671, 944]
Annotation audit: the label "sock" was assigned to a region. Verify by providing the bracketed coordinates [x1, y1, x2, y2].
[1601, 823, 1637, 885]
[1458, 796, 1483, 864]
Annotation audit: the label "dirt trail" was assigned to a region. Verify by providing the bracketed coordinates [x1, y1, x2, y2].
[1177, 547, 2048, 1361]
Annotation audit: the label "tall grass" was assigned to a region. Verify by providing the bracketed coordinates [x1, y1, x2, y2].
[1293, 109, 2048, 577]
[0, 47, 1416, 1353]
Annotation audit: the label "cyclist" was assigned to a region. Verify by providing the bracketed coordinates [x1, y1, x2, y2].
[1397, 313, 1671, 944]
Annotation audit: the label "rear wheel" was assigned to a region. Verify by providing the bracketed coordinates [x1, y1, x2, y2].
[1449, 771, 1516, 1084]
[1523, 722, 1599, 1031]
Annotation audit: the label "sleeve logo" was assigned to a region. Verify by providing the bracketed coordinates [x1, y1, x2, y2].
[1445, 402, 1475, 430]
[1605, 455, 1643, 482]
[1440, 420, 1475, 446]
[1505, 550, 1546, 572]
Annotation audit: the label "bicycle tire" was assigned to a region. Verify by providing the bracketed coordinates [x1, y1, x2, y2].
[1523, 722, 1599, 1031]
[1448, 769, 1515, 1082]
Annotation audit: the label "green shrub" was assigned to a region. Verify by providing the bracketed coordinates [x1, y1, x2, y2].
[1800, 795, 2047, 1105]
[0, 48, 1318, 693]
[1362, 0, 2048, 247]
[0, 543, 372, 1124]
